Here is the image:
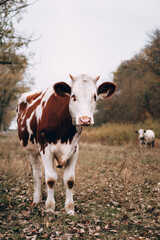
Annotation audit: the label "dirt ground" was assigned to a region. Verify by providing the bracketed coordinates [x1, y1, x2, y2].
[0, 132, 160, 239]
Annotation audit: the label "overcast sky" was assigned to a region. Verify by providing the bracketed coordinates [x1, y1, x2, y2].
[17, 0, 160, 89]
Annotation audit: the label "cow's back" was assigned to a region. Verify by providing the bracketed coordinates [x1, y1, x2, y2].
[144, 130, 155, 143]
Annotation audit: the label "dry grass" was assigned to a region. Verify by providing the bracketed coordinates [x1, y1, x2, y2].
[81, 119, 160, 145]
[77, 143, 160, 200]
[0, 131, 160, 239]
[0, 132, 31, 177]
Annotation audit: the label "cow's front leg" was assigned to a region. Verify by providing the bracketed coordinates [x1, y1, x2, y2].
[40, 146, 57, 213]
[140, 140, 143, 149]
[63, 145, 79, 215]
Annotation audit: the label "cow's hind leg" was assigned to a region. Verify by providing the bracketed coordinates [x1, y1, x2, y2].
[63, 145, 79, 215]
[29, 153, 42, 204]
[148, 143, 151, 148]
[40, 146, 57, 213]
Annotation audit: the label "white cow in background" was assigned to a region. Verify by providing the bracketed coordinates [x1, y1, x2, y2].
[135, 129, 155, 148]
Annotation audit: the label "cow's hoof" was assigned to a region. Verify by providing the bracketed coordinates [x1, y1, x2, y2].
[33, 194, 41, 204]
[65, 202, 74, 215]
[46, 199, 55, 213]
[67, 209, 74, 215]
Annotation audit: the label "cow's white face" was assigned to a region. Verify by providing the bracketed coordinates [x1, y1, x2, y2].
[69, 75, 99, 125]
[136, 129, 145, 140]
[54, 74, 117, 126]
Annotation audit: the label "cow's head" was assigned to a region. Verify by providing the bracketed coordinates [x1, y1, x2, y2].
[54, 74, 117, 126]
[135, 129, 146, 140]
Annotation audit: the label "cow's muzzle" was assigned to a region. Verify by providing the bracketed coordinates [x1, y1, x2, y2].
[140, 137, 145, 141]
[79, 116, 91, 126]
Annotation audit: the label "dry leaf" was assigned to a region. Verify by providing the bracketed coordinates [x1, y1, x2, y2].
[96, 226, 101, 231]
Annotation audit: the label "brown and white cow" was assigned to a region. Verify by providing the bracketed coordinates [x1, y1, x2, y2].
[17, 74, 117, 215]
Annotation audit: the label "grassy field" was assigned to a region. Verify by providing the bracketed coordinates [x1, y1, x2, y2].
[0, 131, 160, 239]
[81, 120, 160, 146]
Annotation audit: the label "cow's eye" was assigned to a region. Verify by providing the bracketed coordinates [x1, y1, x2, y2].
[72, 94, 77, 101]
[93, 94, 97, 101]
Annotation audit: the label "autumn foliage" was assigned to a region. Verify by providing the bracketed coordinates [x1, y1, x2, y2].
[0, 0, 32, 131]
[96, 29, 160, 124]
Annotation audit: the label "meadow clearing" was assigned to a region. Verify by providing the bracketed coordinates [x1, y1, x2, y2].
[0, 128, 160, 240]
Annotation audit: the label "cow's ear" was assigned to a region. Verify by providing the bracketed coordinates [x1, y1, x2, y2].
[97, 82, 117, 98]
[54, 82, 71, 97]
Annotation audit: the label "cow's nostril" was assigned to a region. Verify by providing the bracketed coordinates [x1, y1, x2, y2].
[79, 116, 91, 126]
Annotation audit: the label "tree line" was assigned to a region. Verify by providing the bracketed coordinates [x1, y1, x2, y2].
[96, 29, 160, 125]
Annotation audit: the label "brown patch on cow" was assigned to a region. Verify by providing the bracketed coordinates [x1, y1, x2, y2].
[42, 101, 45, 107]
[38, 93, 77, 152]
[67, 178, 74, 189]
[26, 92, 42, 103]
[17, 91, 46, 146]
[17, 87, 77, 153]
[18, 125, 29, 147]
[17, 97, 42, 147]
[30, 113, 37, 144]
[47, 179, 55, 188]
[19, 102, 27, 112]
